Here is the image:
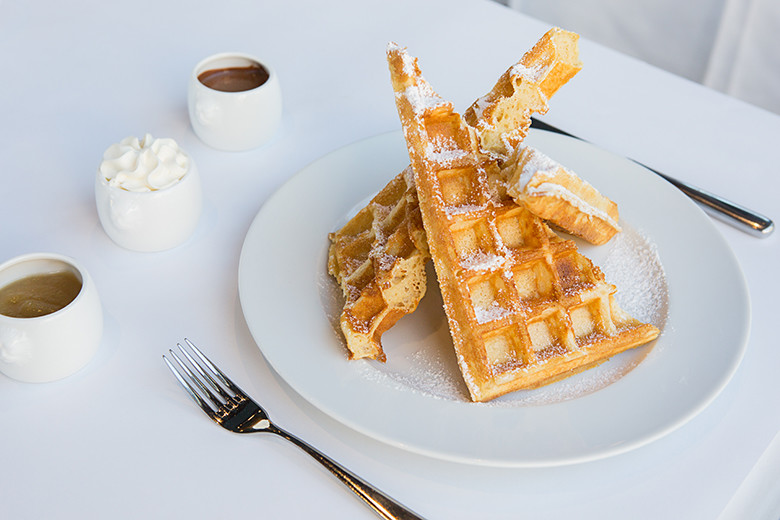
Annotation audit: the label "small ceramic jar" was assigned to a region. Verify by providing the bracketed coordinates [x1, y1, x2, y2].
[0, 253, 103, 383]
[95, 134, 202, 252]
[188, 52, 282, 151]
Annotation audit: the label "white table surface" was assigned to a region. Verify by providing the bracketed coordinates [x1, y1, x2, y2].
[1, 1, 778, 518]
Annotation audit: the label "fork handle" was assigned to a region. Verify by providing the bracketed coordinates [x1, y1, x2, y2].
[268, 424, 426, 520]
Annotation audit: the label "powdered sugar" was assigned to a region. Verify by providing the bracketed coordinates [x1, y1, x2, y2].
[423, 141, 469, 166]
[474, 300, 514, 324]
[387, 42, 448, 117]
[598, 222, 668, 327]
[399, 85, 446, 115]
[459, 251, 503, 272]
[509, 61, 548, 83]
[443, 203, 486, 217]
[512, 146, 559, 190]
[526, 181, 621, 230]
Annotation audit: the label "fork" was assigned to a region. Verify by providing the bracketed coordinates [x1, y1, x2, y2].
[163, 339, 425, 520]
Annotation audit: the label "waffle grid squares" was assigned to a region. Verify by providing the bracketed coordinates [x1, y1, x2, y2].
[452, 228, 622, 375]
[417, 117, 636, 387]
[328, 169, 429, 360]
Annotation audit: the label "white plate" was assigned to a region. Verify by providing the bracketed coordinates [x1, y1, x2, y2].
[238, 130, 750, 467]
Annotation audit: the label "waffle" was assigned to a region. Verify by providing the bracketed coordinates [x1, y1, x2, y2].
[504, 145, 621, 245]
[327, 167, 428, 361]
[329, 28, 582, 361]
[388, 44, 659, 402]
[464, 27, 582, 158]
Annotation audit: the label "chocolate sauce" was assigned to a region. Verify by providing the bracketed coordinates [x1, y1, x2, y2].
[198, 64, 270, 92]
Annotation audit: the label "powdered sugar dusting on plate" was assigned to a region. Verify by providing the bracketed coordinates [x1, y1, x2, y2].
[598, 222, 668, 327]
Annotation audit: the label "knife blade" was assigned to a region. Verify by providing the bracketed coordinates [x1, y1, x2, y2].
[530, 117, 774, 237]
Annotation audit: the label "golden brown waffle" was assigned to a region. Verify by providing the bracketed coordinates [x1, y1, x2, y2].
[329, 28, 582, 361]
[464, 27, 582, 158]
[388, 44, 659, 402]
[504, 145, 621, 245]
[328, 167, 428, 361]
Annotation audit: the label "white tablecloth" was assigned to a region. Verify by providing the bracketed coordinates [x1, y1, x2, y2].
[1, 1, 778, 518]
[506, 0, 780, 115]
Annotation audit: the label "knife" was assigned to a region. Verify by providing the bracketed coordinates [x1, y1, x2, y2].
[530, 118, 775, 237]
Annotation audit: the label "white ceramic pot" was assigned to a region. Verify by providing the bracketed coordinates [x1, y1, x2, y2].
[0, 253, 103, 383]
[95, 158, 202, 252]
[188, 52, 282, 151]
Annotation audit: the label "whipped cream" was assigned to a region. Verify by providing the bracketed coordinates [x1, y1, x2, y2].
[508, 146, 621, 230]
[99, 134, 190, 192]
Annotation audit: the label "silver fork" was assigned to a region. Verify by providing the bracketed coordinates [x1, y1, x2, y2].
[163, 339, 425, 520]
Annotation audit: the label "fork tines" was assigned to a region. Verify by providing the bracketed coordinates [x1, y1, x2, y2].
[163, 339, 241, 416]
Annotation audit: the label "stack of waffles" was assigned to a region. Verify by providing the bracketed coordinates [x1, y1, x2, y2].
[329, 28, 581, 362]
[329, 28, 660, 402]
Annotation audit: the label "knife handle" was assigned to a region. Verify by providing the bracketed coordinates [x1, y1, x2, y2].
[529, 118, 774, 237]
[644, 168, 774, 237]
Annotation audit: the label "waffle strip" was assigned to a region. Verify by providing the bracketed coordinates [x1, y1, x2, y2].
[464, 27, 582, 158]
[504, 145, 622, 245]
[327, 168, 427, 361]
[388, 44, 659, 402]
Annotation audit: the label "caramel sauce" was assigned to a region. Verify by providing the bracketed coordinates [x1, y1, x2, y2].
[0, 271, 82, 318]
[198, 64, 269, 92]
